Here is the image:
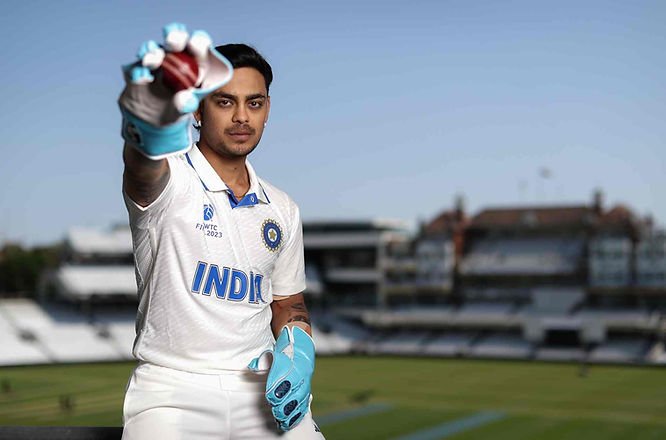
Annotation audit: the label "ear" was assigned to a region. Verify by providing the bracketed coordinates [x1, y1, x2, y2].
[193, 100, 204, 124]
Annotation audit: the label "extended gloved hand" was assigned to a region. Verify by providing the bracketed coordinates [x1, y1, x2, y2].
[248, 326, 316, 431]
[118, 23, 233, 159]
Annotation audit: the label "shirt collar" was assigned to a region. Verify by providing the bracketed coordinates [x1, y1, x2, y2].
[185, 144, 270, 204]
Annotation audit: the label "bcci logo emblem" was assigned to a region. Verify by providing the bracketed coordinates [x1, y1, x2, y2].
[203, 204, 215, 221]
[262, 219, 282, 252]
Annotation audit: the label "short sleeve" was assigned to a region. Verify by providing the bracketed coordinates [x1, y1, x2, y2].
[270, 203, 306, 296]
[123, 156, 188, 229]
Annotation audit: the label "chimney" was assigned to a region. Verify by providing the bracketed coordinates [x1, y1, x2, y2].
[593, 189, 603, 215]
[454, 194, 465, 222]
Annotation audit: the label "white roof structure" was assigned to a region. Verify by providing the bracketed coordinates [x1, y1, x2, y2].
[53, 265, 137, 299]
[66, 226, 133, 255]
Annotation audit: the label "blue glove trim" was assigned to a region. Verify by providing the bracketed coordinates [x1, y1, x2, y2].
[292, 326, 316, 365]
[120, 108, 191, 159]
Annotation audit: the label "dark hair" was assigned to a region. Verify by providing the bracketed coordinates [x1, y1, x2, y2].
[215, 44, 273, 94]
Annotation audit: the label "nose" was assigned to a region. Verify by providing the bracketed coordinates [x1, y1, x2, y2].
[232, 105, 249, 124]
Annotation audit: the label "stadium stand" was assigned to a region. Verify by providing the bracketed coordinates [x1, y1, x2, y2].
[91, 310, 137, 359]
[0, 310, 50, 365]
[636, 231, 666, 287]
[422, 331, 478, 357]
[588, 336, 651, 363]
[0, 298, 55, 329]
[460, 237, 584, 276]
[0, 299, 127, 364]
[646, 341, 666, 364]
[535, 347, 585, 362]
[361, 307, 454, 328]
[65, 226, 133, 256]
[468, 332, 532, 359]
[52, 265, 137, 300]
[529, 287, 584, 314]
[575, 308, 658, 331]
[453, 302, 519, 327]
[367, 330, 430, 355]
[31, 325, 119, 363]
[5, 192, 665, 368]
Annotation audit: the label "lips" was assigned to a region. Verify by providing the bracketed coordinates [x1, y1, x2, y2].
[227, 132, 252, 143]
[226, 126, 254, 142]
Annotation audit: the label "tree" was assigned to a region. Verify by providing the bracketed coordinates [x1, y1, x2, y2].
[0, 244, 61, 297]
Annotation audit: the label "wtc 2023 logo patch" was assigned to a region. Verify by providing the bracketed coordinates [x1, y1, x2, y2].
[203, 204, 215, 221]
[262, 219, 283, 252]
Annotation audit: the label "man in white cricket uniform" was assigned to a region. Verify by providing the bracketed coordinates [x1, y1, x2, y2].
[119, 29, 324, 439]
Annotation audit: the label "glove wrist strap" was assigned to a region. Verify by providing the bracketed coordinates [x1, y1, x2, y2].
[121, 109, 192, 159]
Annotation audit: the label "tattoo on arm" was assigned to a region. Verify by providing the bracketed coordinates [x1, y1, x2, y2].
[290, 301, 307, 312]
[122, 145, 170, 207]
[125, 168, 169, 207]
[287, 315, 311, 325]
[271, 294, 312, 336]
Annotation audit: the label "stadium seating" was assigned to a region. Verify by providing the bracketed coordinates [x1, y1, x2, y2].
[576, 308, 658, 330]
[361, 307, 454, 327]
[422, 331, 477, 356]
[0, 299, 55, 329]
[0, 309, 50, 365]
[535, 347, 585, 362]
[368, 330, 430, 355]
[589, 336, 650, 363]
[0, 295, 661, 367]
[529, 287, 584, 314]
[0, 299, 134, 365]
[454, 302, 519, 327]
[31, 325, 120, 363]
[469, 333, 532, 359]
[460, 238, 584, 275]
[647, 342, 666, 364]
[312, 326, 355, 355]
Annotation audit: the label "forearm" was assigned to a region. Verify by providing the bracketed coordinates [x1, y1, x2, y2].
[270, 293, 312, 337]
[122, 143, 170, 207]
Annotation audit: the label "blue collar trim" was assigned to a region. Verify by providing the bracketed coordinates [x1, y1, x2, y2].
[228, 192, 259, 209]
[185, 152, 210, 191]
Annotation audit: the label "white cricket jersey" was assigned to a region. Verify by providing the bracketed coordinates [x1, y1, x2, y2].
[123, 144, 306, 373]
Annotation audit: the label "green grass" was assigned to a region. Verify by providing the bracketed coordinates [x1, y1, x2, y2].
[1, 357, 665, 439]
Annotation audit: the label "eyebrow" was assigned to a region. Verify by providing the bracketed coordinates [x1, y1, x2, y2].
[211, 92, 267, 101]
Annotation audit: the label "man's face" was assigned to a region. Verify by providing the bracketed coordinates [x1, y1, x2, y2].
[195, 67, 270, 158]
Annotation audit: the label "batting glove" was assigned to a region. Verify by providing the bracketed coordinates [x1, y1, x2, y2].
[248, 326, 316, 431]
[118, 23, 233, 159]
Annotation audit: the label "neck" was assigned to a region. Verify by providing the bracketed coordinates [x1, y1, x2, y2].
[197, 142, 250, 198]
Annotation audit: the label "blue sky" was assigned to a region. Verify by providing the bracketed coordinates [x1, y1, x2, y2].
[0, 0, 664, 246]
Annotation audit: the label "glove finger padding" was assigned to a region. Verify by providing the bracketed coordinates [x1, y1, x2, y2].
[274, 394, 311, 431]
[248, 326, 316, 431]
[268, 364, 310, 411]
[118, 23, 233, 160]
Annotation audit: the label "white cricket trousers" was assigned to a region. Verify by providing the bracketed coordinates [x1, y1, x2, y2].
[122, 362, 325, 440]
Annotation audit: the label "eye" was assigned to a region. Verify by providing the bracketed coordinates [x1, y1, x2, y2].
[217, 99, 232, 107]
[249, 101, 263, 109]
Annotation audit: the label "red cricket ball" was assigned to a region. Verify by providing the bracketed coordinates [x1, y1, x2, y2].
[161, 51, 199, 92]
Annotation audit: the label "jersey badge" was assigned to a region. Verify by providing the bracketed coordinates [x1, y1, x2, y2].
[203, 204, 215, 221]
[262, 219, 283, 252]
